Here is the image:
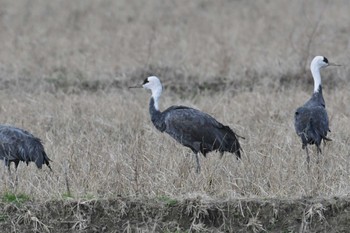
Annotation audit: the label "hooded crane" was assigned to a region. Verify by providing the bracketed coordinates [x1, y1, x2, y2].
[294, 56, 339, 164]
[134, 76, 243, 173]
[0, 125, 52, 176]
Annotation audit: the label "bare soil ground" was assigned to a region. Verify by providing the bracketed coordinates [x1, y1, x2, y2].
[0, 0, 350, 232]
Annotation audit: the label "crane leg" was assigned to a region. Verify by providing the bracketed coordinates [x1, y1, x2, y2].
[305, 146, 310, 170]
[194, 153, 201, 174]
[7, 165, 11, 176]
[316, 145, 322, 165]
[14, 168, 18, 188]
[7, 165, 15, 188]
[6, 164, 18, 189]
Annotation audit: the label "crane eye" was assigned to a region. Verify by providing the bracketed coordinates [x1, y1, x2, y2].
[142, 78, 149, 84]
[323, 57, 329, 64]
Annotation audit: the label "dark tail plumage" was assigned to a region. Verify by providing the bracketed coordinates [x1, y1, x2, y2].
[41, 151, 52, 171]
[20, 137, 52, 171]
[220, 126, 243, 159]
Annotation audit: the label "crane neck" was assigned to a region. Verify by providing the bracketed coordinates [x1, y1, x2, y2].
[149, 97, 163, 130]
[150, 96, 160, 111]
[151, 86, 162, 110]
[311, 64, 321, 93]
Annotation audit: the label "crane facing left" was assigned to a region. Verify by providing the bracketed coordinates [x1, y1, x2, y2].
[131, 76, 244, 173]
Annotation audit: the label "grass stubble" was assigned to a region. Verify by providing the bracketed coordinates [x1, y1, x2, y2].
[0, 0, 350, 231]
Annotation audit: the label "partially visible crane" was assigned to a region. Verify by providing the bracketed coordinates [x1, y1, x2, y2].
[0, 125, 52, 178]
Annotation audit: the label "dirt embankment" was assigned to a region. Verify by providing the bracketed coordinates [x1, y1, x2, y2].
[1, 196, 350, 232]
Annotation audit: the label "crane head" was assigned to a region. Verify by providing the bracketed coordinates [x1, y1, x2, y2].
[141, 76, 163, 92]
[142, 76, 161, 88]
[129, 76, 163, 100]
[311, 56, 340, 70]
[129, 76, 163, 90]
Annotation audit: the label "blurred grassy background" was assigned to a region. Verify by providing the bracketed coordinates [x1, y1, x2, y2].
[0, 0, 349, 200]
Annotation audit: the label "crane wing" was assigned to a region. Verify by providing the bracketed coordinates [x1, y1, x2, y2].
[0, 126, 31, 160]
[162, 106, 241, 156]
[294, 105, 330, 147]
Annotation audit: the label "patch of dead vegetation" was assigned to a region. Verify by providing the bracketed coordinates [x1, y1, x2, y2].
[0, 1, 349, 231]
[1, 196, 350, 232]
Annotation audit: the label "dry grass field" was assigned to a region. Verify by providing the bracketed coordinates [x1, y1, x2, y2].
[0, 0, 350, 231]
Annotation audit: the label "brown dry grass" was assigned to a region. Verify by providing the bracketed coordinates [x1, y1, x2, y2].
[0, 0, 350, 202]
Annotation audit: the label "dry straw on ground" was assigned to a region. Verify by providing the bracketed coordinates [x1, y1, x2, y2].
[0, 0, 349, 201]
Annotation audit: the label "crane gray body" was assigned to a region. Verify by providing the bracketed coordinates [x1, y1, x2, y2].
[149, 97, 242, 172]
[294, 86, 330, 153]
[0, 125, 51, 171]
[139, 76, 243, 173]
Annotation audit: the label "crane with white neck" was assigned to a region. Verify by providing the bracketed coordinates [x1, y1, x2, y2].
[131, 76, 243, 173]
[294, 56, 339, 165]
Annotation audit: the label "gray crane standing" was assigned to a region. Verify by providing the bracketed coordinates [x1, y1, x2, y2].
[294, 56, 339, 165]
[132, 76, 243, 173]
